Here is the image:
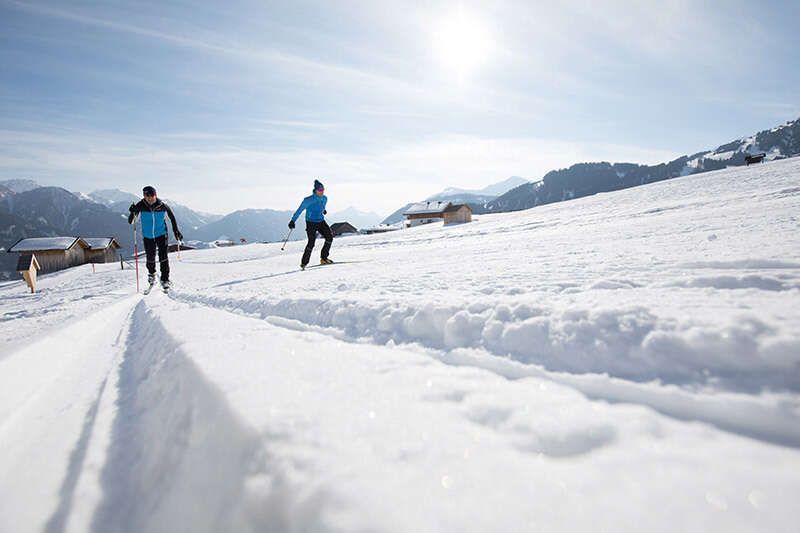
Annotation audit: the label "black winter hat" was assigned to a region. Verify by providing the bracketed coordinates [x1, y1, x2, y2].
[143, 185, 156, 196]
[313, 179, 324, 191]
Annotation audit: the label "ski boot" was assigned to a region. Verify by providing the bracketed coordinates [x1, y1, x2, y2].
[320, 258, 334, 265]
[300, 262, 307, 271]
[160, 279, 172, 293]
[143, 273, 156, 294]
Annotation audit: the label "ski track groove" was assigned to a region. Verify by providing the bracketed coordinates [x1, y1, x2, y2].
[43, 304, 134, 533]
[77, 292, 337, 533]
[167, 289, 800, 449]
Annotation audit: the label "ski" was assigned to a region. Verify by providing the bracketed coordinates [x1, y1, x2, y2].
[303, 260, 362, 270]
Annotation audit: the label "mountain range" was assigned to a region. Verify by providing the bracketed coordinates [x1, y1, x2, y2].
[382, 177, 530, 224]
[0, 186, 134, 279]
[484, 117, 800, 213]
[0, 183, 386, 278]
[2, 116, 798, 279]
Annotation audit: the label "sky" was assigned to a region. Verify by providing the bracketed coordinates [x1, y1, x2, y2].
[1, 0, 798, 216]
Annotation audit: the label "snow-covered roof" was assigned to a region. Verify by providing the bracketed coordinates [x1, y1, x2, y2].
[404, 201, 451, 215]
[9, 237, 89, 252]
[84, 238, 121, 250]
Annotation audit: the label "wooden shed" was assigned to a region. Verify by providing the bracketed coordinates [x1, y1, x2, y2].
[8, 237, 90, 274]
[84, 237, 122, 263]
[403, 201, 451, 227]
[443, 204, 472, 225]
[330, 222, 359, 237]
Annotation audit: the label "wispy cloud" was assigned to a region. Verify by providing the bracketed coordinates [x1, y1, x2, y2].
[0, 124, 678, 215]
[1, 0, 796, 217]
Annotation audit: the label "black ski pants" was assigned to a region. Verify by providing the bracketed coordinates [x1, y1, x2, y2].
[302, 221, 333, 266]
[144, 235, 170, 281]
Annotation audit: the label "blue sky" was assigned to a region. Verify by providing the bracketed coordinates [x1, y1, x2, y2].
[1, 0, 798, 215]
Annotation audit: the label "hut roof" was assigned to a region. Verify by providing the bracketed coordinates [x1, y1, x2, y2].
[404, 201, 451, 216]
[9, 237, 89, 252]
[84, 237, 121, 250]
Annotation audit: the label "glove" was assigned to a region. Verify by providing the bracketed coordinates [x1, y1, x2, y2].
[323, 210, 327, 215]
[175, 230, 183, 241]
[128, 203, 137, 213]
[288, 220, 296, 229]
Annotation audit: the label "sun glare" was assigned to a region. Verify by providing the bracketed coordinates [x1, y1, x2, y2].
[433, 8, 493, 82]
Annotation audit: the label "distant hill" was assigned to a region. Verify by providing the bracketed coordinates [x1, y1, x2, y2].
[191, 208, 297, 243]
[0, 179, 40, 193]
[381, 203, 414, 225]
[88, 189, 139, 206]
[486, 117, 800, 213]
[429, 176, 529, 199]
[327, 207, 384, 229]
[382, 176, 530, 224]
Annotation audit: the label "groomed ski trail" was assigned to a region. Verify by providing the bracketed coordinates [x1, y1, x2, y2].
[73, 294, 800, 531]
[0, 296, 137, 532]
[169, 289, 800, 448]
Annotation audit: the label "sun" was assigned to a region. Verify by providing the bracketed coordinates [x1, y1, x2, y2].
[433, 8, 493, 82]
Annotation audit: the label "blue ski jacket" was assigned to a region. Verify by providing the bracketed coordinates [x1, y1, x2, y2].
[291, 194, 327, 223]
[130, 199, 180, 239]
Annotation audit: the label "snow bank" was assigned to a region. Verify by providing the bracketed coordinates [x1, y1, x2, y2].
[175, 292, 800, 392]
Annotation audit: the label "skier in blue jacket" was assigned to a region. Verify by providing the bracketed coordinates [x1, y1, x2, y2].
[289, 179, 333, 270]
[128, 185, 183, 290]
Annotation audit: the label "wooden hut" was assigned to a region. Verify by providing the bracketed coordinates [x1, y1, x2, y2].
[443, 204, 472, 225]
[330, 222, 359, 237]
[403, 201, 450, 227]
[8, 237, 90, 274]
[403, 201, 473, 227]
[84, 238, 122, 263]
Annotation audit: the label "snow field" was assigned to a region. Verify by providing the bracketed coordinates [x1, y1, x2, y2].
[0, 157, 799, 531]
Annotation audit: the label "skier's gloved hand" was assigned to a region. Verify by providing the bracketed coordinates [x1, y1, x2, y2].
[175, 230, 183, 241]
[128, 203, 137, 213]
[288, 220, 296, 229]
[323, 210, 327, 215]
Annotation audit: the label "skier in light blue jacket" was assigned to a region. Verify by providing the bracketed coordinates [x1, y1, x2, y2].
[289, 179, 333, 270]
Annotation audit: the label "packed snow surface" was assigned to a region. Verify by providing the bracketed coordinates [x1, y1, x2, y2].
[1, 158, 799, 532]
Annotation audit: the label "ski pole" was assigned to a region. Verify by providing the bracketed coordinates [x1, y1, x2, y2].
[132, 215, 140, 293]
[177, 240, 183, 261]
[281, 228, 293, 251]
